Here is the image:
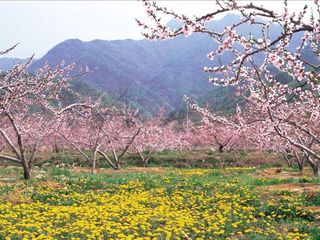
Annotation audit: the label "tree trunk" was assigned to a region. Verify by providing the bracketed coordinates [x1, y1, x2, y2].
[311, 163, 320, 176]
[305, 154, 319, 176]
[284, 156, 293, 168]
[91, 160, 96, 174]
[297, 161, 304, 172]
[53, 143, 60, 153]
[281, 150, 293, 168]
[293, 152, 305, 172]
[97, 150, 120, 170]
[115, 161, 120, 170]
[140, 155, 147, 167]
[22, 161, 31, 180]
[218, 145, 224, 153]
[142, 160, 147, 167]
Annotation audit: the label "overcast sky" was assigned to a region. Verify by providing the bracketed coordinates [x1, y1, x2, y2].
[0, 1, 313, 58]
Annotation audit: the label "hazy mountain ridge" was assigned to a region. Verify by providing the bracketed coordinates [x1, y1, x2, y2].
[1, 14, 309, 115]
[28, 14, 251, 113]
[29, 36, 214, 114]
[0, 57, 28, 70]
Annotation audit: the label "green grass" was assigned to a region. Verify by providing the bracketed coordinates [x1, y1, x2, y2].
[29, 149, 284, 170]
[303, 192, 320, 206]
[51, 167, 72, 177]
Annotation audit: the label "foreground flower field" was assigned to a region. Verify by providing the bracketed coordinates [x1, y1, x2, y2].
[0, 167, 319, 239]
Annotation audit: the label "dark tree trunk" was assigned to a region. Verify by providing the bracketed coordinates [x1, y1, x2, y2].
[284, 157, 293, 168]
[293, 152, 305, 172]
[305, 155, 319, 176]
[22, 161, 31, 180]
[115, 161, 120, 170]
[311, 163, 320, 176]
[142, 160, 147, 167]
[218, 145, 224, 153]
[297, 162, 304, 172]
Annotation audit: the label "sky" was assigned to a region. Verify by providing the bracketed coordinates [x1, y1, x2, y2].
[0, 0, 314, 58]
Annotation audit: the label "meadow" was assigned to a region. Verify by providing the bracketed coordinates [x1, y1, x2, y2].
[0, 152, 319, 239]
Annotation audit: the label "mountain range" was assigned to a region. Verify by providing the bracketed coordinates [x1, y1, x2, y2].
[0, 57, 30, 70]
[1, 14, 314, 115]
[29, 32, 215, 114]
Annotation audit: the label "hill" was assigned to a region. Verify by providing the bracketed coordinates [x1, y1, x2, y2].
[0, 57, 27, 70]
[20, 14, 308, 115]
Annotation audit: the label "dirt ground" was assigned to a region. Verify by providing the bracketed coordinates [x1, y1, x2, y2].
[259, 183, 320, 193]
[255, 167, 314, 179]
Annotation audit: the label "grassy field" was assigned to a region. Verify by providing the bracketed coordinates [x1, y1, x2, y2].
[0, 162, 319, 239]
[26, 149, 282, 169]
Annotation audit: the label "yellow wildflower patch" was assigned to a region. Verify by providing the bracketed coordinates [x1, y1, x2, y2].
[0, 168, 318, 239]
